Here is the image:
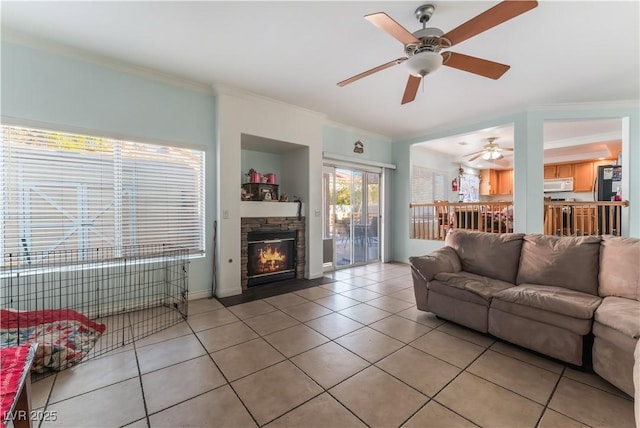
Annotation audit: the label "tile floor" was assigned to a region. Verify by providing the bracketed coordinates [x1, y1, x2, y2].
[28, 263, 636, 428]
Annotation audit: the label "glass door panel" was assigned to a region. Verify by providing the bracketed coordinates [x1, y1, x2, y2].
[335, 168, 352, 267]
[323, 166, 381, 269]
[366, 172, 380, 262]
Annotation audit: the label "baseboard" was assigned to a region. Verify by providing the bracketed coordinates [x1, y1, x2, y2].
[188, 290, 212, 301]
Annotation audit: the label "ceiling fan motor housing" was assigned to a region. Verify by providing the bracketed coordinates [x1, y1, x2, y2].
[405, 27, 448, 56]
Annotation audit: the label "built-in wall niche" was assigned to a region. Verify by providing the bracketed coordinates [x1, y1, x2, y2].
[240, 133, 309, 203]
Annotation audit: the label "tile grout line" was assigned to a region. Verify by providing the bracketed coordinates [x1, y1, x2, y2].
[533, 365, 567, 428]
[130, 313, 152, 428]
[186, 311, 263, 428]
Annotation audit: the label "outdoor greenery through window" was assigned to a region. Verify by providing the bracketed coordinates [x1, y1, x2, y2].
[1, 124, 205, 267]
[411, 165, 448, 203]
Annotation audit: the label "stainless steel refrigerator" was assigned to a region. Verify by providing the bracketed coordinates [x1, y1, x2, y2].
[594, 165, 622, 234]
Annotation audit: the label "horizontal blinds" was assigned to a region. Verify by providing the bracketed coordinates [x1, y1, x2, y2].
[1, 125, 205, 267]
[411, 166, 447, 203]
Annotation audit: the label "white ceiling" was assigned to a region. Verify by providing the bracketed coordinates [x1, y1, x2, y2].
[1, 1, 638, 140]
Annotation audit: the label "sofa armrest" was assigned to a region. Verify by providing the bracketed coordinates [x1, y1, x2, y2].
[409, 246, 462, 283]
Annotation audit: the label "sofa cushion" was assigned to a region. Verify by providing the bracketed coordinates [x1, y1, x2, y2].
[491, 299, 593, 335]
[409, 246, 461, 282]
[516, 234, 601, 295]
[593, 322, 638, 354]
[493, 284, 602, 320]
[433, 271, 514, 301]
[594, 296, 640, 339]
[445, 229, 525, 284]
[599, 236, 640, 300]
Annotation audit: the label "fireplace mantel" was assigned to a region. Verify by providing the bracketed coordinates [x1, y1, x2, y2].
[240, 201, 305, 218]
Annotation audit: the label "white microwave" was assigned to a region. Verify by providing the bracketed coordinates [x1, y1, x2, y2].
[544, 178, 574, 192]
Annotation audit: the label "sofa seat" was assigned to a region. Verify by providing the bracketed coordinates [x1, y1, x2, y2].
[432, 271, 514, 301]
[592, 296, 640, 397]
[595, 296, 640, 339]
[489, 285, 602, 366]
[493, 284, 602, 321]
[427, 271, 514, 333]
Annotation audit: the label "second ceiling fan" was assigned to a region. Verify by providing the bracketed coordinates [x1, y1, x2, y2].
[337, 1, 538, 104]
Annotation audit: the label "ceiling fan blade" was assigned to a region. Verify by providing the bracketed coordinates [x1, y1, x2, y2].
[364, 12, 421, 45]
[401, 75, 421, 105]
[468, 153, 485, 162]
[337, 58, 407, 87]
[502, 147, 514, 152]
[442, 1, 538, 47]
[443, 52, 510, 80]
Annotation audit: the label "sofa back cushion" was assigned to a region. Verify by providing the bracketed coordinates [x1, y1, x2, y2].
[517, 234, 601, 295]
[599, 236, 640, 300]
[445, 229, 525, 284]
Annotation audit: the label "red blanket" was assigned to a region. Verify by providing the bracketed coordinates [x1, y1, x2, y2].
[0, 343, 33, 426]
[1, 309, 106, 372]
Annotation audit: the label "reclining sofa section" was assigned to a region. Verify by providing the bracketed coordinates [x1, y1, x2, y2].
[409, 229, 639, 397]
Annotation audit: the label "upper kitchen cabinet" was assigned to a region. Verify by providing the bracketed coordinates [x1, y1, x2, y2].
[573, 161, 594, 192]
[544, 163, 574, 179]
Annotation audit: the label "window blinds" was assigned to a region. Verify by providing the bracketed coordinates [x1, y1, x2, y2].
[1, 125, 205, 265]
[411, 166, 448, 203]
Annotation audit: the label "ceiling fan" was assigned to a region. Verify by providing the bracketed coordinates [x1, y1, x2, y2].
[337, 1, 538, 104]
[465, 137, 514, 162]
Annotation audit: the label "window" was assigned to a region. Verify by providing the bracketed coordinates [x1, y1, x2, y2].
[1, 125, 205, 266]
[411, 165, 448, 203]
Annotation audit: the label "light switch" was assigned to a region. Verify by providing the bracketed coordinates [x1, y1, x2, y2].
[223, 210, 229, 219]
[314, 209, 321, 217]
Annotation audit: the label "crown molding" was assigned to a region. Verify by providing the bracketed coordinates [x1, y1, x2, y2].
[2, 28, 213, 95]
[212, 84, 327, 121]
[527, 100, 640, 114]
[323, 119, 392, 142]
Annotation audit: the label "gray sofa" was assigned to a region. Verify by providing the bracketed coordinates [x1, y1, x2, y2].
[410, 229, 639, 397]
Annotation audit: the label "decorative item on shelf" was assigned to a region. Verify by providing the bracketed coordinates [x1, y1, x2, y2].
[354, 140, 364, 154]
[265, 173, 276, 184]
[241, 187, 253, 201]
[261, 175, 269, 183]
[248, 169, 261, 183]
[279, 193, 288, 202]
[242, 183, 278, 201]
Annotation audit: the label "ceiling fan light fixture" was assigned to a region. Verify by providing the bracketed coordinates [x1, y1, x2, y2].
[406, 51, 443, 77]
[482, 150, 503, 160]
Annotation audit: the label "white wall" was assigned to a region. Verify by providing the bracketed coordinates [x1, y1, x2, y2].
[240, 149, 282, 185]
[410, 146, 459, 202]
[1, 40, 218, 299]
[215, 88, 325, 297]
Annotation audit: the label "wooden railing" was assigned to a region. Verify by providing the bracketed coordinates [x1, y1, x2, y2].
[410, 202, 513, 240]
[544, 201, 629, 237]
[410, 201, 630, 240]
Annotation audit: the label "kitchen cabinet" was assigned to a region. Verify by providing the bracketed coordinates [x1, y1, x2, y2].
[496, 169, 513, 195]
[479, 169, 497, 196]
[480, 168, 512, 195]
[544, 163, 574, 179]
[573, 161, 594, 192]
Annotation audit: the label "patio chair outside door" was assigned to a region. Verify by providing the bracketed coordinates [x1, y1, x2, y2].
[322, 165, 381, 270]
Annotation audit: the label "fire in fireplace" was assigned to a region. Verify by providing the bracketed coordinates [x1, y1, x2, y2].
[247, 231, 297, 286]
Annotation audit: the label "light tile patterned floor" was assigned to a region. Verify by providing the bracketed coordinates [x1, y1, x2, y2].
[30, 263, 635, 428]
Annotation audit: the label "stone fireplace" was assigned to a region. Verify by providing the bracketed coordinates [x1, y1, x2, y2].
[241, 217, 305, 290]
[246, 230, 297, 286]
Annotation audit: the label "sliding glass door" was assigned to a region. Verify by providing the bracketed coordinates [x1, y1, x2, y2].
[322, 165, 380, 269]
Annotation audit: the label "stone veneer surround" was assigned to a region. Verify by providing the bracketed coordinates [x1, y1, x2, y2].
[240, 217, 306, 290]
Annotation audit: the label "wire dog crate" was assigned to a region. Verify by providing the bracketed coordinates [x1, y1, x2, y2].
[0, 245, 188, 379]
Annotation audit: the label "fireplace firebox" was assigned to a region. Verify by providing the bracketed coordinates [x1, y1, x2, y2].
[247, 231, 297, 286]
